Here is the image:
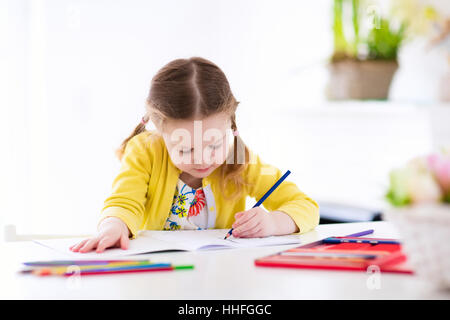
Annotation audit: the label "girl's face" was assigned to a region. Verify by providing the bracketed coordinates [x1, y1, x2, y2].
[161, 112, 233, 179]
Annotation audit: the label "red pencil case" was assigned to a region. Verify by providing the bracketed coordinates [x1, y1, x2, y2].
[254, 236, 413, 274]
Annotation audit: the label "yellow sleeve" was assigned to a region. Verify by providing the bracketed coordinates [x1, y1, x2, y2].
[99, 135, 152, 239]
[245, 151, 320, 234]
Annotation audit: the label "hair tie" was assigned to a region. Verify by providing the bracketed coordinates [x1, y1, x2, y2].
[233, 129, 239, 137]
[141, 116, 148, 126]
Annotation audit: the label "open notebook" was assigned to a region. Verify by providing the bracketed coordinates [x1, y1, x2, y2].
[34, 229, 302, 259]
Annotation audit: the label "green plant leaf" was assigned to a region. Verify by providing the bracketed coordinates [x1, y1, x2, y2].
[367, 18, 405, 60]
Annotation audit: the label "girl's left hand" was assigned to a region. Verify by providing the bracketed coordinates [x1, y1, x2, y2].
[231, 207, 276, 238]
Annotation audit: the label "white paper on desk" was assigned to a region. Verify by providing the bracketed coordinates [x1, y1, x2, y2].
[33, 229, 301, 258]
[33, 236, 180, 259]
[142, 229, 302, 251]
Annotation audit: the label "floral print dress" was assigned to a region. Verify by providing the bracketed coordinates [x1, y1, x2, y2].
[163, 178, 208, 230]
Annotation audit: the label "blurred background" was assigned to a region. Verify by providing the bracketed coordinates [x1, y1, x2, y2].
[1, 0, 450, 237]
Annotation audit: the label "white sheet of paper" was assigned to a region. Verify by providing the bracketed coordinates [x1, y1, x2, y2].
[33, 235, 181, 260]
[33, 229, 301, 258]
[142, 229, 302, 250]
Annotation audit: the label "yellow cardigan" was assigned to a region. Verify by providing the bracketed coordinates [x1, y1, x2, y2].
[100, 131, 319, 238]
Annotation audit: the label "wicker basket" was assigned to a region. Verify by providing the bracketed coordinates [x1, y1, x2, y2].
[383, 204, 450, 290]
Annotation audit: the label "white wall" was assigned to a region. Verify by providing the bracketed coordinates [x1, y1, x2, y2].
[1, 0, 449, 236]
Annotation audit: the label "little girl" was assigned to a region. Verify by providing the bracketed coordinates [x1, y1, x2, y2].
[70, 57, 319, 253]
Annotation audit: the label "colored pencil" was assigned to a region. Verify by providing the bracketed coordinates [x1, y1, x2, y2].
[173, 265, 195, 270]
[63, 264, 194, 277]
[23, 263, 194, 276]
[23, 259, 151, 267]
[323, 237, 400, 245]
[22, 261, 166, 276]
[68, 263, 173, 275]
[66, 266, 174, 276]
[224, 170, 291, 239]
[279, 251, 377, 259]
[345, 229, 374, 237]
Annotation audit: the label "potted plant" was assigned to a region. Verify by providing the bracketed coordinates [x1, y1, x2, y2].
[384, 150, 450, 290]
[326, 0, 406, 100]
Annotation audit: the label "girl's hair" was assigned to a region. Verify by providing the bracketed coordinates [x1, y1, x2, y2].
[116, 57, 252, 201]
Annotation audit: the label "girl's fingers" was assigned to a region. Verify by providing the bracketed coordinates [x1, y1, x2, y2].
[238, 223, 263, 238]
[79, 237, 99, 253]
[70, 239, 89, 252]
[120, 233, 129, 250]
[96, 236, 116, 253]
[234, 211, 244, 219]
[233, 210, 258, 229]
[233, 214, 260, 236]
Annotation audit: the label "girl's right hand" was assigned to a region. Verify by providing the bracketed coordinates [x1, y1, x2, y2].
[69, 217, 131, 253]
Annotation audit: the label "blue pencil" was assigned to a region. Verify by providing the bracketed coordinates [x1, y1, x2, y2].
[323, 237, 401, 245]
[224, 170, 291, 239]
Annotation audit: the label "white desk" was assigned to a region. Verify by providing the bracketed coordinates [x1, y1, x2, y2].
[1, 221, 449, 299]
